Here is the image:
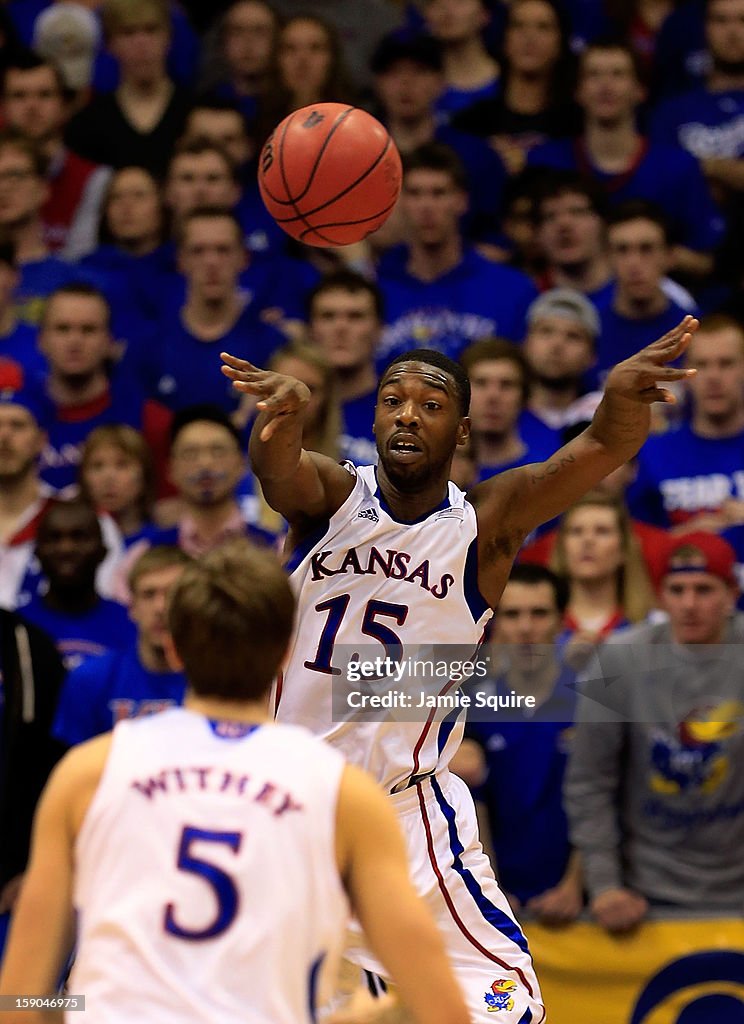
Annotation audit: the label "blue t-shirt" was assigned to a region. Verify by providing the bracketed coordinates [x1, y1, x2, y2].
[465, 666, 577, 903]
[0, 322, 46, 384]
[144, 308, 282, 414]
[53, 644, 186, 746]
[652, 0, 708, 99]
[37, 375, 146, 492]
[20, 594, 135, 672]
[436, 78, 501, 120]
[527, 137, 723, 251]
[377, 246, 538, 364]
[628, 422, 744, 528]
[475, 414, 560, 482]
[650, 87, 744, 160]
[340, 390, 378, 466]
[595, 295, 694, 375]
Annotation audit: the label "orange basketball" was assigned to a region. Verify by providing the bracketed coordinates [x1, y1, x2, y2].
[258, 103, 402, 247]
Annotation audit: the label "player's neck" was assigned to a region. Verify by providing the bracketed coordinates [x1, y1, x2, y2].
[376, 463, 450, 522]
[443, 38, 498, 89]
[584, 119, 640, 171]
[336, 363, 377, 402]
[185, 692, 270, 724]
[613, 288, 668, 320]
[407, 235, 462, 282]
[474, 428, 525, 468]
[553, 256, 611, 294]
[138, 636, 173, 674]
[692, 405, 744, 439]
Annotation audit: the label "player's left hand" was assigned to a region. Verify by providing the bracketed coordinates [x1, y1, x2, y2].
[604, 315, 699, 405]
[527, 878, 583, 925]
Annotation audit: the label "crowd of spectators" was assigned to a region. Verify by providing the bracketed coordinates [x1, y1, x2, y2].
[2, 0, 744, 954]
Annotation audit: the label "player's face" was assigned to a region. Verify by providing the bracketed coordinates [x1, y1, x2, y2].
[375, 362, 466, 490]
[425, 0, 489, 44]
[537, 192, 604, 268]
[401, 169, 468, 247]
[108, 18, 170, 83]
[223, 0, 276, 79]
[310, 289, 380, 372]
[178, 217, 246, 301]
[608, 218, 669, 303]
[166, 152, 239, 219]
[3, 65, 65, 142]
[186, 109, 252, 168]
[706, 0, 744, 68]
[41, 295, 112, 378]
[524, 315, 595, 383]
[661, 572, 736, 645]
[374, 60, 443, 122]
[504, 0, 561, 75]
[170, 421, 245, 507]
[493, 580, 562, 670]
[82, 444, 144, 517]
[468, 358, 524, 436]
[106, 167, 163, 245]
[278, 18, 332, 96]
[0, 404, 44, 482]
[0, 145, 47, 228]
[561, 505, 624, 582]
[36, 504, 105, 587]
[685, 328, 744, 421]
[576, 49, 644, 122]
[130, 563, 186, 650]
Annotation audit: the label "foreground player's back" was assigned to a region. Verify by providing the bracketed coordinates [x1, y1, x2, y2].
[71, 708, 348, 1024]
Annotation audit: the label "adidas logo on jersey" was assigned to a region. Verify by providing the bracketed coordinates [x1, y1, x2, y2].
[357, 507, 379, 523]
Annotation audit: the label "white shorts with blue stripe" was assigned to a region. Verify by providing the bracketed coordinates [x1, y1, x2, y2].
[345, 771, 546, 1023]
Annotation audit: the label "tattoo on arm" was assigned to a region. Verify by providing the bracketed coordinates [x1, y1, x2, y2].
[530, 453, 576, 484]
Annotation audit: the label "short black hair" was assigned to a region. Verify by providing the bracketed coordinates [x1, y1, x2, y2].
[383, 348, 471, 416]
[605, 199, 672, 246]
[507, 563, 569, 614]
[307, 269, 385, 321]
[402, 142, 469, 193]
[170, 404, 243, 450]
[534, 170, 608, 224]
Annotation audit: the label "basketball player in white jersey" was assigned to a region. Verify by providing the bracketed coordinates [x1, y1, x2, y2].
[220, 316, 698, 1023]
[0, 540, 469, 1024]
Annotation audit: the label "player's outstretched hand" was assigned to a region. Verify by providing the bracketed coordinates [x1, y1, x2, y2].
[220, 352, 310, 441]
[604, 315, 699, 405]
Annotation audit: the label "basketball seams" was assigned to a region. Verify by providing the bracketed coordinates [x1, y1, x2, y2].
[276, 109, 338, 245]
[297, 198, 400, 243]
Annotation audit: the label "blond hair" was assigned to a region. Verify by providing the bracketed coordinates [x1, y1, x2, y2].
[102, 0, 169, 38]
[550, 491, 655, 623]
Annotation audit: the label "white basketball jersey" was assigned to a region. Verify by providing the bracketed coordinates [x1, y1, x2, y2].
[277, 464, 493, 792]
[70, 708, 349, 1024]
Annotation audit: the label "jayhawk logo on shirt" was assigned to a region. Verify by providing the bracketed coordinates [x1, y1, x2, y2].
[484, 978, 517, 1012]
[650, 700, 744, 795]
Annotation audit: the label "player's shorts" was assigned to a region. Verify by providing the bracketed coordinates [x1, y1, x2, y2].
[345, 770, 546, 1023]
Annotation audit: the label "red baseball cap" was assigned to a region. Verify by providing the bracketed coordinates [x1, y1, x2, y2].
[661, 531, 738, 587]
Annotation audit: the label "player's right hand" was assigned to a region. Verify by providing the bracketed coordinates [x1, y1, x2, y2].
[220, 353, 311, 441]
[590, 887, 648, 933]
